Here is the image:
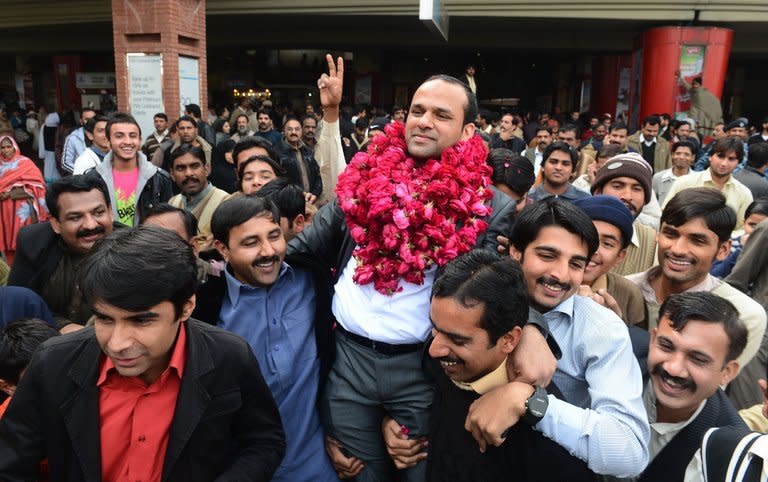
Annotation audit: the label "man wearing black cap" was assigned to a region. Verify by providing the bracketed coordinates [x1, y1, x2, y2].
[573, 195, 647, 328]
[591, 152, 659, 276]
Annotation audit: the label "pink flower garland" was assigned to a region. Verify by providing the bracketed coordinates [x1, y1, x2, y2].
[335, 121, 493, 295]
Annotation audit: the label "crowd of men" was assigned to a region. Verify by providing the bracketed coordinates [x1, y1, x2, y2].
[2, 55, 768, 481]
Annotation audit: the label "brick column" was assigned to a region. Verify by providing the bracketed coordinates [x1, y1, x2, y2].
[112, 0, 207, 122]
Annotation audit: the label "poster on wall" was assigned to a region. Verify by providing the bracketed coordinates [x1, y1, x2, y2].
[127, 54, 163, 143]
[674, 45, 706, 118]
[179, 56, 200, 116]
[354, 75, 372, 105]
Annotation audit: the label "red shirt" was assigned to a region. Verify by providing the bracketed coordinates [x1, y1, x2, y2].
[98, 323, 187, 482]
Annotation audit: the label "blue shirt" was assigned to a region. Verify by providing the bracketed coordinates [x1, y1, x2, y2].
[535, 295, 650, 477]
[528, 183, 591, 203]
[219, 263, 336, 482]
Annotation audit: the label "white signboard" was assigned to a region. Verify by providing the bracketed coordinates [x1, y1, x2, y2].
[179, 56, 200, 116]
[420, 0, 449, 41]
[127, 54, 163, 143]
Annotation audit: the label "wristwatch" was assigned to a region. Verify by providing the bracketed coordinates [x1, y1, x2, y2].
[522, 385, 549, 426]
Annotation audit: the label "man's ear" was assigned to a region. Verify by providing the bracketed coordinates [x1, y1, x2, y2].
[614, 248, 628, 266]
[720, 360, 740, 386]
[50, 216, 62, 235]
[500, 325, 523, 355]
[715, 239, 732, 262]
[214, 239, 229, 262]
[510, 246, 522, 262]
[461, 122, 476, 141]
[179, 294, 196, 322]
[292, 214, 306, 236]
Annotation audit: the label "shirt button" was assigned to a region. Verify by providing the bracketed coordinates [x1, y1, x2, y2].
[138, 435, 146, 442]
[272, 319, 277, 325]
[274, 345, 280, 351]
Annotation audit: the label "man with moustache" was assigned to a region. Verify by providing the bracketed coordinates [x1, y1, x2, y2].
[290, 56, 543, 482]
[461, 198, 650, 478]
[159, 116, 213, 173]
[0, 226, 286, 481]
[231, 114, 255, 143]
[381, 250, 595, 482]
[253, 109, 282, 146]
[526, 141, 590, 203]
[277, 117, 322, 200]
[626, 188, 766, 408]
[663, 137, 753, 230]
[167, 144, 230, 247]
[591, 153, 660, 275]
[616, 292, 748, 482]
[192, 195, 338, 482]
[522, 125, 553, 176]
[9, 175, 121, 326]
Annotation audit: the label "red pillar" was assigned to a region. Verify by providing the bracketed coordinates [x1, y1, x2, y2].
[638, 27, 732, 122]
[112, 0, 207, 135]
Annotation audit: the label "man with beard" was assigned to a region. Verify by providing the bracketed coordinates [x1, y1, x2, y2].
[490, 114, 526, 154]
[89, 113, 173, 226]
[167, 144, 230, 248]
[607, 123, 631, 152]
[159, 116, 213, 173]
[231, 114, 255, 143]
[381, 251, 596, 482]
[663, 137, 753, 230]
[192, 195, 338, 482]
[185, 103, 216, 147]
[302, 115, 318, 151]
[621, 292, 748, 482]
[591, 153, 659, 275]
[9, 175, 121, 327]
[253, 109, 282, 146]
[626, 188, 765, 386]
[460, 198, 649, 477]
[527, 142, 590, 203]
[581, 123, 607, 152]
[627, 116, 672, 173]
[573, 195, 647, 327]
[277, 117, 322, 201]
[290, 56, 547, 482]
[523, 126, 552, 176]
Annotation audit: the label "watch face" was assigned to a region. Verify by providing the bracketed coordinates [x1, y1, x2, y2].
[528, 397, 547, 418]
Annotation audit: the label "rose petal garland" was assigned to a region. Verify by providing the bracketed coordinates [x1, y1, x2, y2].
[335, 121, 493, 295]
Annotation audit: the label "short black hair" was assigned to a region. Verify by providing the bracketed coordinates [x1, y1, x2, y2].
[211, 195, 281, 246]
[711, 136, 745, 163]
[432, 250, 529, 346]
[662, 187, 736, 244]
[692, 76, 703, 85]
[659, 292, 746, 363]
[559, 123, 580, 137]
[0, 318, 59, 385]
[175, 115, 198, 129]
[84, 115, 108, 134]
[185, 103, 202, 119]
[543, 141, 578, 166]
[642, 115, 661, 127]
[142, 203, 198, 241]
[255, 177, 305, 226]
[597, 143, 623, 160]
[79, 226, 198, 318]
[610, 122, 628, 133]
[510, 197, 599, 260]
[745, 197, 768, 219]
[676, 120, 691, 129]
[154, 112, 168, 121]
[46, 174, 111, 219]
[301, 114, 318, 126]
[169, 143, 207, 169]
[535, 125, 553, 136]
[747, 142, 768, 169]
[355, 117, 370, 130]
[422, 74, 478, 126]
[671, 140, 697, 155]
[105, 112, 141, 140]
[232, 136, 278, 168]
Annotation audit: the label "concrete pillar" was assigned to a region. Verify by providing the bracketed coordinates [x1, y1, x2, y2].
[112, 0, 207, 124]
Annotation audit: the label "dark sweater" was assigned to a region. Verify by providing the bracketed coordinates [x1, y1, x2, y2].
[427, 357, 597, 482]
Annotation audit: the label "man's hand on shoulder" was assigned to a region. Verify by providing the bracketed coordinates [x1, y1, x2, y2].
[465, 382, 535, 452]
[508, 324, 556, 386]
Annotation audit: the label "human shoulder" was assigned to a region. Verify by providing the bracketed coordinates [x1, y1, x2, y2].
[572, 294, 628, 333]
[186, 318, 254, 361]
[712, 280, 766, 321]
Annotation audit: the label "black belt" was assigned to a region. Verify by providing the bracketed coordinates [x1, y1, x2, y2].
[335, 324, 424, 356]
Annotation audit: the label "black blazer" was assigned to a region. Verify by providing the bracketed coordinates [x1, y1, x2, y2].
[8, 221, 124, 294]
[0, 320, 286, 482]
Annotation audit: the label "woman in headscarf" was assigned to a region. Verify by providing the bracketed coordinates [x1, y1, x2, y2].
[0, 135, 48, 265]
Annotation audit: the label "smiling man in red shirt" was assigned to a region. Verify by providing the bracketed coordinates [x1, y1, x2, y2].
[0, 226, 285, 481]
